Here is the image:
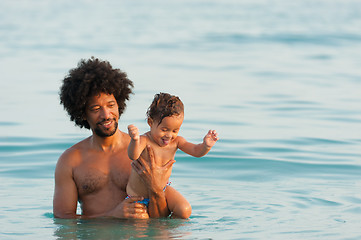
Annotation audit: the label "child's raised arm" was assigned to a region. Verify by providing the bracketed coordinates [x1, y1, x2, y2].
[127, 124, 147, 160]
[178, 130, 219, 158]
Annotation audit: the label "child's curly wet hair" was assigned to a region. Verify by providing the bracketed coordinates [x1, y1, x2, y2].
[146, 92, 184, 125]
[59, 57, 134, 129]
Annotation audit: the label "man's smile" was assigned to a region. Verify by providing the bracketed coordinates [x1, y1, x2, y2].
[97, 118, 115, 128]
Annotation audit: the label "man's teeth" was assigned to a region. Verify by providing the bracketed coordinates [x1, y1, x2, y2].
[101, 121, 111, 126]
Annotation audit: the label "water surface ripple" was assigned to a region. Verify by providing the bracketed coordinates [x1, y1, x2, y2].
[1, 0, 361, 239]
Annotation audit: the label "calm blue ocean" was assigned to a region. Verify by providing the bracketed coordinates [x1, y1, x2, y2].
[1, 0, 361, 239]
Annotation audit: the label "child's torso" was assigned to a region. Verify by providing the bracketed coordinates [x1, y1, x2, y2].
[126, 135, 179, 197]
[143, 134, 178, 164]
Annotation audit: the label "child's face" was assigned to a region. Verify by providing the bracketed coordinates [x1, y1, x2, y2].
[148, 114, 184, 147]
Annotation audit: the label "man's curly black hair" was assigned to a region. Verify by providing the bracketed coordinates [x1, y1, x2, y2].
[59, 57, 134, 129]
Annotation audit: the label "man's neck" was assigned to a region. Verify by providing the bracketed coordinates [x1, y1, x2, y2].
[90, 130, 122, 152]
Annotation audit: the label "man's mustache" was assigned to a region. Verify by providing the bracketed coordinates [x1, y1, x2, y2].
[97, 118, 116, 125]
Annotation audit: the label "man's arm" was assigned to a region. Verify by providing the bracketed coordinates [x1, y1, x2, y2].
[132, 145, 175, 218]
[53, 151, 149, 219]
[53, 152, 80, 219]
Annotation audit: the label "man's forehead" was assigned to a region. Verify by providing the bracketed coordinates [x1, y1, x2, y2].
[87, 93, 116, 105]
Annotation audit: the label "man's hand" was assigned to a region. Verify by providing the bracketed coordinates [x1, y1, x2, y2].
[132, 145, 175, 193]
[108, 196, 149, 219]
[203, 130, 219, 148]
[128, 124, 140, 141]
[131, 145, 175, 217]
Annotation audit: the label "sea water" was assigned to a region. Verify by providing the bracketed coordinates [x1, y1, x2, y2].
[1, 0, 361, 239]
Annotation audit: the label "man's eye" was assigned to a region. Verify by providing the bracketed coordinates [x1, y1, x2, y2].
[91, 107, 100, 112]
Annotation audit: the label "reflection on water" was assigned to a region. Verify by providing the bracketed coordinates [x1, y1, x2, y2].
[53, 216, 190, 240]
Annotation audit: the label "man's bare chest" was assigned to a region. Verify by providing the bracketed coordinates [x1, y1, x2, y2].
[73, 157, 131, 196]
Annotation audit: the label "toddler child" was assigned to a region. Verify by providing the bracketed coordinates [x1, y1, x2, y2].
[127, 92, 218, 218]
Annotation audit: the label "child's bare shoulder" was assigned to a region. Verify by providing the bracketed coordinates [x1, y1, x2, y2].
[176, 135, 186, 141]
[175, 135, 187, 146]
[139, 132, 151, 145]
[141, 132, 150, 139]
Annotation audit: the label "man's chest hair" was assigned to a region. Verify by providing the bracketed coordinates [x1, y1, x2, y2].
[74, 163, 129, 195]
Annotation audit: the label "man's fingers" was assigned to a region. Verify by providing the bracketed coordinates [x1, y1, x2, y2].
[131, 212, 149, 219]
[132, 157, 151, 177]
[146, 145, 155, 166]
[127, 208, 149, 219]
[163, 159, 176, 169]
[136, 152, 147, 165]
[131, 161, 142, 174]
[124, 197, 148, 212]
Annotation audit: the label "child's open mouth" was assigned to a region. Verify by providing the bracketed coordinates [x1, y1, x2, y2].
[162, 138, 170, 145]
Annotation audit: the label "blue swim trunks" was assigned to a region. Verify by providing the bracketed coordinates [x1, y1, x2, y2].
[125, 182, 171, 207]
[126, 196, 150, 207]
[137, 198, 150, 207]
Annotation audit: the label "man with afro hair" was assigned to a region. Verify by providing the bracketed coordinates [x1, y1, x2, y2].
[53, 57, 175, 219]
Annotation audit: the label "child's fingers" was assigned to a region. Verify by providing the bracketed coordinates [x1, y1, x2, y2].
[128, 125, 139, 135]
[210, 130, 219, 141]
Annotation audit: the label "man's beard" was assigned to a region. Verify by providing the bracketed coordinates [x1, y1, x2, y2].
[94, 120, 118, 137]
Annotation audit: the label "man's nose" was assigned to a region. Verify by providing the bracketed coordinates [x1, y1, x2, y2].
[100, 107, 111, 119]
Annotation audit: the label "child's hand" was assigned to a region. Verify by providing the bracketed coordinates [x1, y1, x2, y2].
[203, 130, 219, 148]
[128, 124, 140, 141]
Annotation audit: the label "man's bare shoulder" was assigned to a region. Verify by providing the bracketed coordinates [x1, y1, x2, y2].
[57, 137, 91, 167]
